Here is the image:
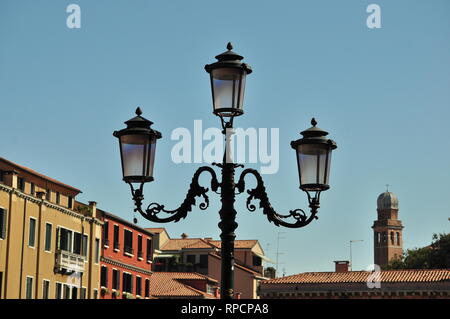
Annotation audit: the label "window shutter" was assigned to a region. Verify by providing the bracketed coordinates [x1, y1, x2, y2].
[0, 209, 7, 239]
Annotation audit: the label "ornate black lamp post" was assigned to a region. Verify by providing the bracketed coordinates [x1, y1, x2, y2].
[113, 43, 337, 299]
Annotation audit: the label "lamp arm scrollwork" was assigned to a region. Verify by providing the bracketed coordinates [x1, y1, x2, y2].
[236, 169, 320, 228]
[128, 166, 219, 223]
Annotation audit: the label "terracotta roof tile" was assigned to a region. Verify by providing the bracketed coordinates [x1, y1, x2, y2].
[150, 272, 218, 298]
[209, 240, 258, 249]
[261, 269, 450, 285]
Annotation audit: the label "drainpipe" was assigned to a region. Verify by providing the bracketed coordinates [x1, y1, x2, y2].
[19, 198, 27, 298]
[34, 191, 46, 298]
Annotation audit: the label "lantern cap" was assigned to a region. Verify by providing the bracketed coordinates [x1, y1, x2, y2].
[205, 42, 252, 74]
[113, 107, 162, 139]
[291, 118, 337, 149]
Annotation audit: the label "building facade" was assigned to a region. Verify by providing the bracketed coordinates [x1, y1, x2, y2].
[372, 191, 404, 268]
[148, 229, 269, 299]
[100, 212, 154, 299]
[0, 157, 102, 299]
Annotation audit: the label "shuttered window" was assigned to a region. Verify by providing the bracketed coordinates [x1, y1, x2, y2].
[28, 218, 36, 247]
[0, 208, 7, 239]
[25, 277, 33, 299]
[44, 223, 52, 251]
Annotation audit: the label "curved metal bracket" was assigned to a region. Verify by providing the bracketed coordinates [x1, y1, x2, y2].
[129, 166, 219, 223]
[236, 169, 321, 228]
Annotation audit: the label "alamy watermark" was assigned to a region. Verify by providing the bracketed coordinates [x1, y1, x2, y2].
[171, 120, 279, 175]
[366, 264, 382, 289]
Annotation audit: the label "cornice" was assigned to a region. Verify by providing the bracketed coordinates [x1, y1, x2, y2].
[0, 184, 103, 225]
[101, 256, 153, 276]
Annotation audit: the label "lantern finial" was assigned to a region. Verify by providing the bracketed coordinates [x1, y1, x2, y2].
[227, 42, 233, 50]
[311, 118, 317, 127]
[136, 107, 143, 116]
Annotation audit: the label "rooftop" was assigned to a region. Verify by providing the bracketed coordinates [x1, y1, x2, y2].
[0, 157, 81, 193]
[261, 269, 450, 285]
[149, 272, 218, 299]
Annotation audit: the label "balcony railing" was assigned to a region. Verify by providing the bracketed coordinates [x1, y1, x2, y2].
[55, 249, 86, 273]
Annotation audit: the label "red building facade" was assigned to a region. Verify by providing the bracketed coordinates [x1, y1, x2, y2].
[100, 211, 153, 299]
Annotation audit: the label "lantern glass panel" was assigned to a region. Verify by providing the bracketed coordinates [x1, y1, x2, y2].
[211, 68, 246, 115]
[120, 134, 156, 182]
[296, 144, 332, 190]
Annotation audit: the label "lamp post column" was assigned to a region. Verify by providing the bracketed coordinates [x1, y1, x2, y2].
[218, 161, 238, 299]
[218, 128, 238, 299]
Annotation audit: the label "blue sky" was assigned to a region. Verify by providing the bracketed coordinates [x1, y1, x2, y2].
[1, 0, 450, 274]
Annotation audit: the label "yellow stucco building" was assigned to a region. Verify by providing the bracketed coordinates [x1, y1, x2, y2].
[0, 157, 102, 299]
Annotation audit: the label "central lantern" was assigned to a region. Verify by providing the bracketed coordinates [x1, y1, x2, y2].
[205, 42, 252, 118]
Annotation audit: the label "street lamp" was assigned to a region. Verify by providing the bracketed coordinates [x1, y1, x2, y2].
[113, 43, 338, 299]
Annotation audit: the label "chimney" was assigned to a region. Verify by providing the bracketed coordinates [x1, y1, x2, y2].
[334, 260, 350, 273]
[4, 170, 18, 188]
[181, 233, 188, 239]
[88, 201, 97, 218]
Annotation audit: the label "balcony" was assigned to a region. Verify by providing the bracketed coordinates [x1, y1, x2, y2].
[55, 250, 86, 273]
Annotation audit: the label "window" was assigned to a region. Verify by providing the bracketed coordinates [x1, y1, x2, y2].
[146, 238, 152, 261]
[101, 266, 108, 288]
[396, 232, 401, 246]
[68, 196, 73, 209]
[390, 232, 395, 245]
[124, 229, 133, 254]
[56, 192, 60, 205]
[186, 255, 196, 265]
[44, 223, 52, 251]
[25, 277, 33, 299]
[113, 225, 119, 250]
[42, 280, 50, 299]
[112, 269, 120, 290]
[63, 284, 71, 299]
[30, 183, 35, 196]
[95, 238, 100, 263]
[55, 283, 62, 299]
[59, 228, 73, 252]
[103, 221, 109, 246]
[122, 273, 133, 293]
[200, 254, 208, 268]
[93, 289, 98, 299]
[0, 208, 7, 239]
[28, 218, 36, 247]
[145, 279, 150, 298]
[253, 255, 262, 267]
[80, 287, 87, 299]
[0, 272, 3, 298]
[138, 235, 143, 258]
[82, 234, 88, 257]
[46, 190, 51, 201]
[0, 170, 3, 182]
[18, 178, 25, 192]
[71, 287, 78, 299]
[136, 276, 142, 296]
[73, 232, 82, 255]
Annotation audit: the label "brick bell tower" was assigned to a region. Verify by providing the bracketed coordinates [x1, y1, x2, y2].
[372, 189, 404, 268]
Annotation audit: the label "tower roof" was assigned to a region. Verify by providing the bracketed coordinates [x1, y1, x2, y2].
[377, 191, 398, 210]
